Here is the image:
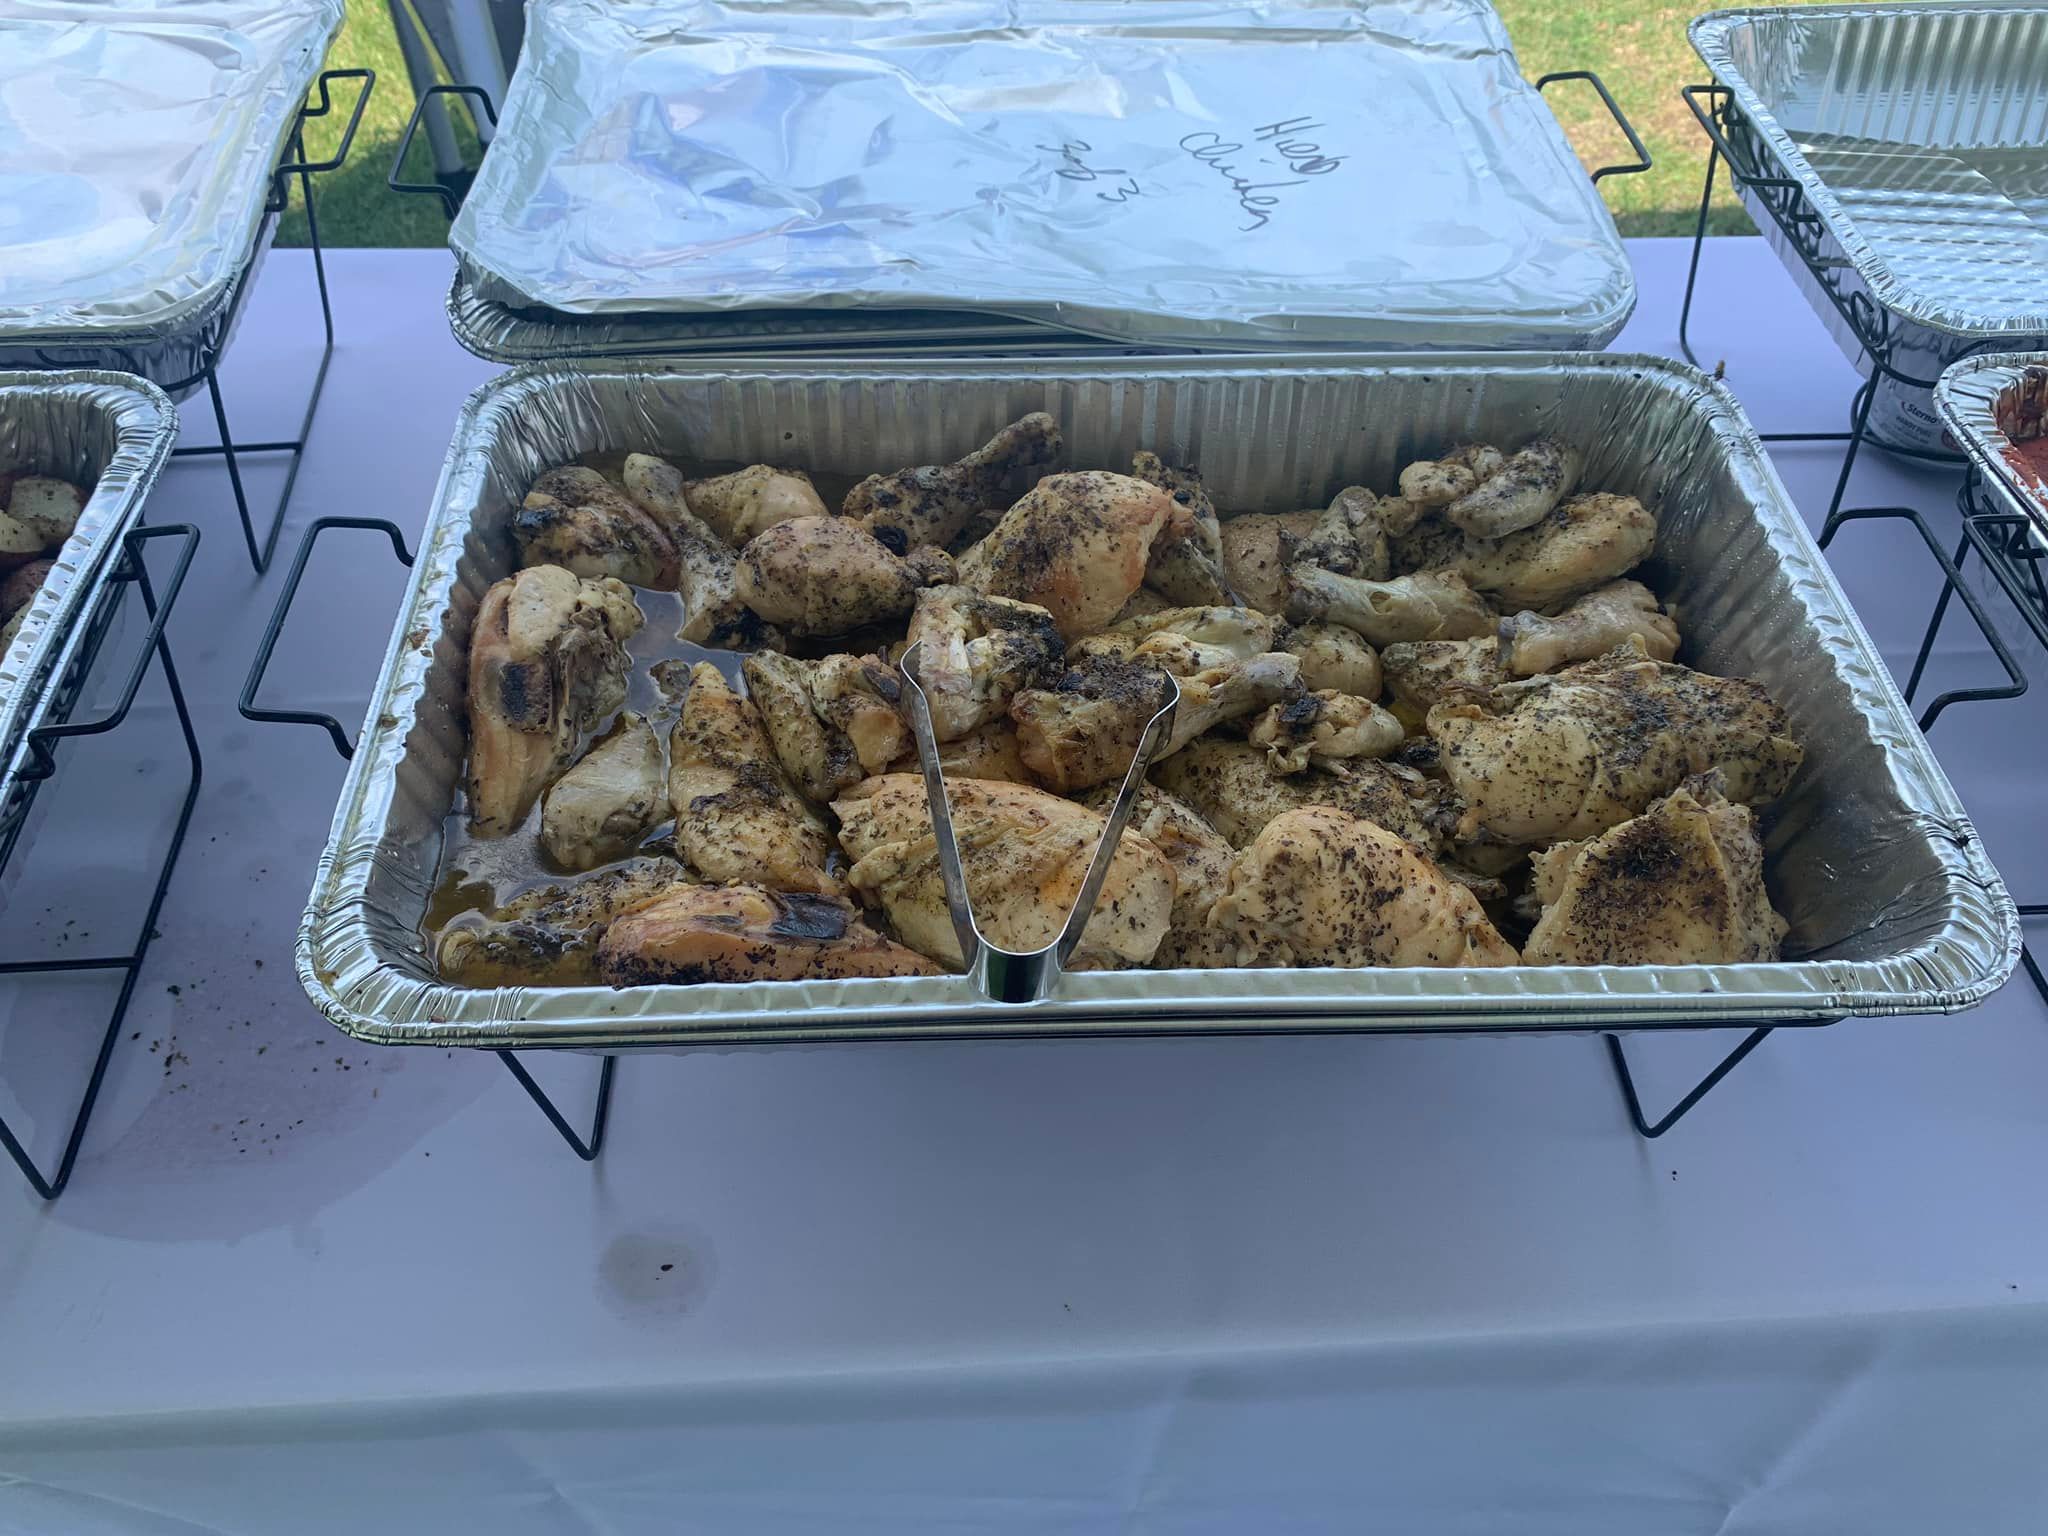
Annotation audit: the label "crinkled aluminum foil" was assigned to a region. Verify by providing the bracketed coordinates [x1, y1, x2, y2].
[1937, 352, 2048, 543]
[451, 0, 1634, 352]
[0, 371, 177, 804]
[1693, 4, 2048, 452]
[0, 0, 342, 379]
[297, 355, 2016, 1050]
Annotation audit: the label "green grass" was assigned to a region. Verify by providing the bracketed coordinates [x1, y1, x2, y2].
[280, 0, 1842, 249]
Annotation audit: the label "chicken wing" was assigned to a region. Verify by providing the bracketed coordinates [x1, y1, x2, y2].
[1286, 566, 1495, 647]
[1204, 807, 1519, 967]
[1078, 782, 1237, 969]
[1444, 438, 1581, 539]
[845, 413, 1062, 550]
[598, 884, 939, 984]
[1457, 492, 1657, 611]
[1496, 579, 1679, 676]
[1523, 774, 1787, 965]
[1068, 604, 1279, 666]
[1397, 444, 1507, 510]
[1428, 641, 1804, 845]
[669, 661, 839, 893]
[1151, 737, 1458, 854]
[436, 856, 685, 986]
[1380, 636, 1502, 713]
[1010, 646, 1299, 793]
[960, 471, 1192, 642]
[621, 461, 786, 650]
[1280, 622, 1381, 698]
[1130, 451, 1232, 605]
[833, 775, 1173, 969]
[1292, 486, 1391, 579]
[1248, 690, 1405, 772]
[515, 466, 679, 589]
[466, 567, 644, 835]
[736, 515, 946, 635]
[1218, 510, 1318, 615]
[903, 585, 1064, 741]
[682, 464, 828, 546]
[743, 650, 909, 804]
[540, 714, 668, 871]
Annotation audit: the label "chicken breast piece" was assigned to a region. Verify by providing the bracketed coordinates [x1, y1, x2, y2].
[669, 661, 839, 894]
[1497, 579, 1679, 676]
[961, 470, 1192, 642]
[1397, 444, 1507, 510]
[884, 719, 1036, 784]
[540, 714, 668, 871]
[846, 413, 1062, 550]
[1457, 492, 1657, 611]
[1150, 737, 1458, 855]
[466, 567, 644, 835]
[621, 462, 785, 650]
[808, 653, 910, 773]
[1444, 437, 1582, 539]
[516, 466, 679, 589]
[834, 775, 1173, 969]
[436, 856, 686, 986]
[682, 464, 828, 547]
[1428, 641, 1804, 845]
[904, 585, 1064, 741]
[1219, 510, 1318, 616]
[1248, 690, 1405, 773]
[1287, 567, 1496, 647]
[1010, 647, 1299, 793]
[1523, 774, 1788, 965]
[1380, 636, 1502, 713]
[743, 650, 909, 804]
[598, 884, 940, 985]
[1079, 782, 1237, 968]
[1280, 622, 1381, 698]
[1204, 807, 1519, 968]
[736, 515, 943, 635]
[1130, 452, 1232, 605]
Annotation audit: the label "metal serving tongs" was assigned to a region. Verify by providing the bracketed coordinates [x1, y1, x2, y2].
[897, 641, 1181, 1004]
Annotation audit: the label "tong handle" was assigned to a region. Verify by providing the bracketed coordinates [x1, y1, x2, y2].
[897, 640, 1179, 1003]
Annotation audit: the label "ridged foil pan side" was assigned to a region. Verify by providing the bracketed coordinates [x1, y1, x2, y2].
[444, 272, 1151, 365]
[300, 356, 2016, 1049]
[0, 0, 342, 348]
[1936, 352, 2048, 542]
[1692, 4, 2048, 451]
[451, 0, 1633, 352]
[0, 225, 275, 403]
[0, 371, 177, 800]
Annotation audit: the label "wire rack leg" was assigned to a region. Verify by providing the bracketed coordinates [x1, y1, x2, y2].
[495, 1052, 616, 1162]
[1604, 1027, 1775, 1139]
[1675, 144, 1720, 373]
[0, 568, 203, 1200]
[171, 134, 337, 575]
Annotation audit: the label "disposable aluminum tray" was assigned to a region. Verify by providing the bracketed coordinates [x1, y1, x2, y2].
[0, 372, 177, 806]
[299, 355, 2015, 1050]
[1936, 352, 2048, 539]
[450, 0, 1634, 353]
[1691, 4, 2048, 453]
[0, 0, 343, 395]
[445, 271, 1155, 366]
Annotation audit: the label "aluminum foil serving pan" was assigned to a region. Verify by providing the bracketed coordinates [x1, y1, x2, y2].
[1691, 3, 2048, 454]
[0, 372, 176, 799]
[449, 0, 1634, 353]
[1937, 352, 2048, 536]
[0, 0, 344, 393]
[299, 355, 2014, 1050]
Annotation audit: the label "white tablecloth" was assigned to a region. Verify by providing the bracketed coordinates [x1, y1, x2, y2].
[1, 239, 2045, 1534]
